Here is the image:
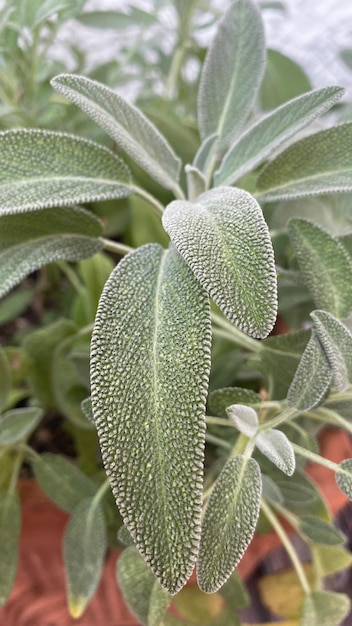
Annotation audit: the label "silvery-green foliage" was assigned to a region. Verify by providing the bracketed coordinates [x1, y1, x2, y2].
[184, 165, 206, 201]
[0, 347, 11, 414]
[192, 134, 219, 174]
[261, 475, 284, 504]
[299, 515, 346, 546]
[163, 187, 277, 339]
[300, 591, 350, 626]
[311, 310, 352, 391]
[225, 404, 258, 437]
[287, 331, 332, 411]
[335, 459, 352, 500]
[197, 455, 262, 593]
[198, 0, 265, 157]
[64, 497, 107, 618]
[215, 86, 343, 186]
[0, 490, 20, 606]
[288, 219, 352, 318]
[90, 244, 211, 594]
[0, 130, 132, 215]
[208, 387, 260, 417]
[256, 123, 352, 200]
[255, 429, 295, 476]
[80, 397, 94, 424]
[0, 407, 43, 445]
[147, 581, 170, 626]
[51, 74, 181, 192]
[0, 206, 103, 298]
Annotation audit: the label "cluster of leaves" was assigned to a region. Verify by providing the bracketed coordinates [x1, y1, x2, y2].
[1, 0, 352, 625]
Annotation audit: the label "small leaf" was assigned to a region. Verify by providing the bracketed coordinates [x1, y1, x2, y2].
[81, 397, 94, 424]
[215, 86, 343, 186]
[288, 219, 352, 318]
[185, 165, 206, 201]
[208, 387, 260, 417]
[91, 244, 211, 594]
[117, 524, 134, 547]
[256, 123, 352, 200]
[197, 455, 262, 593]
[147, 581, 170, 626]
[300, 591, 350, 626]
[193, 134, 218, 173]
[225, 404, 258, 436]
[64, 498, 107, 618]
[299, 515, 346, 545]
[262, 474, 284, 504]
[0, 346, 11, 413]
[51, 74, 181, 191]
[276, 472, 328, 516]
[312, 544, 352, 577]
[0, 129, 132, 214]
[0, 407, 43, 445]
[336, 458, 352, 500]
[287, 331, 332, 411]
[255, 429, 295, 476]
[198, 0, 265, 154]
[311, 310, 352, 390]
[163, 187, 277, 338]
[0, 490, 20, 606]
[117, 546, 161, 626]
[32, 453, 96, 513]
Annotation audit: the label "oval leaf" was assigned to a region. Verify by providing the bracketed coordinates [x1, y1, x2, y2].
[198, 0, 265, 154]
[0, 129, 132, 214]
[0, 407, 43, 445]
[311, 310, 352, 391]
[225, 404, 258, 437]
[0, 490, 20, 606]
[163, 187, 277, 338]
[336, 459, 352, 500]
[255, 429, 295, 476]
[287, 331, 332, 411]
[197, 455, 262, 593]
[299, 515, 346, 546]
[90, 244, 211, 594]
[51, 74, 181, 191]
[257, 123, 352, 200]
[300, 591, 350, 626]
[208, 387, 260, 418]
[64, 497, 107, 618]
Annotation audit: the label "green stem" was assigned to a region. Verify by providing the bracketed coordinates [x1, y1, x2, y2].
[101, 238, 134, 256]
[211, 312, 262, 352]
[133, 186, 165, 215]
[308, 407, 352, 436]
[261, 499, 311, 594]
[292, 443, 339, 472]
[57, 261, 84, 294]
[92, 478, 111, 508]
[231, 433, 249, 456]
[258, 406, 299, 431]
[206, 415, 236, 428]
[205, 432, 231, 450]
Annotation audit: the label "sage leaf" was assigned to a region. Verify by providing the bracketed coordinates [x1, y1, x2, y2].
[311, 310, 352, 390]
[288, 218, 352, 318]
[193, 134, 218, 173]
[197, 455, 262, 593]
[117, 546, 162, 626]
[185, 165, 206, 201]
[215, 86, 343, 186]
[51, 74, 181, 191]
[148, 582, 170, 626]
[287, 331, 332, 411]
[0, 490, 20, 606]
[81, 397, 94, 424]
[64, 497, 106, 618]
[90, 244, 211, 594]
[299, 515, 346, 546]
[0, 129, 132, 214]
[300, 591, 350, 626]
[336, 459, 352, 500]
[163, 187, 277, 338]
[312, 544, 352, 578]
[225, 404, 258, 437]
[208, 387, 260, 417]
[255, 429, 295, 476]
[262, 474, 284, 504]
[198, 0, 265, 154]
[0, 407, 43, 445]
[0, 347, 11, 413]
[256, 123, 352, 200]
[0, 206, 103, 298]
[277, 471, 329, 517]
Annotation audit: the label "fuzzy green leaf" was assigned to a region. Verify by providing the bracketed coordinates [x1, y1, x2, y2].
[208, 387, 260, 417]
[0, 206, 103, 298]
[215, 86, 343, 186]
[312, 544, 352, 577]
[0, 347, 11, 413]
[0, 407, 43, 445]
[225, 404, 258, 437]
[90, 244, 211, 594]
[336, 459, 352, 500]
[288, 219, 352, 317]
[197, 455, 262, 593]
[185, 165, 206, 202]
[300, 591, 350, 626]
[64, 498, 107, 618]
[148, 582, 170, 626]
[262, 475, 284, 504]
[197, 0, 265, 154]
[257, 123, 352, 200]
[51, 74, 181, 191]
[299, 515, 346, 545]
[163, 187, 277, 338]
[0, 129, 132, 214]
[255, 429, 295, 476]
[287, 331, 332, 411]
[0, 490, 20, 606]
[117, 546, 162, 626]
[311, 310, 352, 390]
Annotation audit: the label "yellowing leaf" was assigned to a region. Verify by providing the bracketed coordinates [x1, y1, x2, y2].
[258, 565, 315, 619]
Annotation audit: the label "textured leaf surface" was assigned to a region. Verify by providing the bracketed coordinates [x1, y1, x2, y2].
[198, 0, 265, 154]
[287, 331, 331, 411]
[256, 123, 352, 200]
[0, 129, 132, 214]
[299, 515, 345, 545]
[226, 404, 258, 437]
[208, 387, 260, 417]
[197, 455, 262, 592]
[288, 219, 352, 318]
[0, 206, 103, 298]
[0, 407, 43, 445]
[311, 310, 352, 390]
[52, 74, 181, 191]
[0, 490, 20, 606]
[215, 86, 343, 186]
[163, 187, 277, 338]
[64, 498, 107, 618]
[90, 244, 211, 594]
[336, 459, 352, 500]
[0, 347, 11, 413]
[255, 429, 295, 475]
[300, 591, 350, 626]
[117, 546, 161, 626]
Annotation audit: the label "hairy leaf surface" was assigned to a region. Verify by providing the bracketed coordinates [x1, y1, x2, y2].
[215, 86, 343, 186]
[257, 123, 352, 200]
[90, 244, 211, 594]
[255, 429, 295, 475]
[0, 129, 132, 214]
[0, 490, 20, 606]
[197, 455, 261, 593]
[0, 407, 43, 445]
[299, 515, 346, 546]
[287, 331, 331, 411]
[226, 404, 258, 437]
[163, 187, 277, 338]
[336, 459, 352, 500]
[52, 74, 181, 191]
[300, 591, 350, 626]
[208, 387, 260, 417]
[311, 310, 352, 390]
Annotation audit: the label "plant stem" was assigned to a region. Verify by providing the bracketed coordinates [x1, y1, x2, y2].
[211, 312, 262, 352]
[206, 415, 236, 428]
[92, 478, 111, 508]
[261, 498, 311, 594]
[308, 407, 352, 436]
[205, 432, 231, 450]
[292, 443, 339, 472]
[258, 406, 299, 431]
[101, 238, 134, 256]
[133, 186, 165, 215]
[57, 261, 84, 294]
